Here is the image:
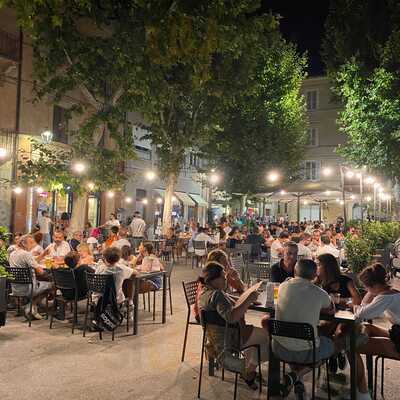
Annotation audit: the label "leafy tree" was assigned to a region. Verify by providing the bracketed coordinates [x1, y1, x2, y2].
[202, 40, 307, 209]
[5, 0, 286, 232]
[323, 0, 400, 201]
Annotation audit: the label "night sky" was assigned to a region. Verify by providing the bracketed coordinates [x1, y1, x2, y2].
[261, 0, 330, 76]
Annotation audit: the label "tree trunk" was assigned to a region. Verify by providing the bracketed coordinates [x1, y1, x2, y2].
[240, 194, 248, 215]
[68, 193, 88, 237]
[162, 172, 176, 235]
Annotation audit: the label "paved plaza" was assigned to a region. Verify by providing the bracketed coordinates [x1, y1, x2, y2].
[1, 260, 399, 400]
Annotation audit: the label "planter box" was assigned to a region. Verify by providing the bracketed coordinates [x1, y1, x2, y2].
[0, 277, 7, 327]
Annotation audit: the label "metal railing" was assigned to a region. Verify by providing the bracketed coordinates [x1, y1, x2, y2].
[0, 29, 19, 62]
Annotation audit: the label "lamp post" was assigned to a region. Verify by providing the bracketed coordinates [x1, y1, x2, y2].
[339, 166, 347, 226]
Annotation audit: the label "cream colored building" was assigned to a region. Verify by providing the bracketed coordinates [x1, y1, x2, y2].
[263, 76, 359, 223]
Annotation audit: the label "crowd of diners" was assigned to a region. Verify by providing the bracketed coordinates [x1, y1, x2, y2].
[5, 210, 400, 399]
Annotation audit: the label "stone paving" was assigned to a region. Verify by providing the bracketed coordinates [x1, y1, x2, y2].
[1, 260, 399, 400]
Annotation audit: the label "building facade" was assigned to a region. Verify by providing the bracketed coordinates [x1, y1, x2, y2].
[264, 76, 357, 223]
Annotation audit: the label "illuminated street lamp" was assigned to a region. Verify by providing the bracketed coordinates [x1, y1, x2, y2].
[156, 197, 163, 204]
[322, 167, 332, 177]
[0, 148, 7, 158]
[280, 189, 286, 195]
[345, 170, 354, 179]
[72, 161, 86, 174]
[267, 171, 279, 183]
[124, 196, 132, 203]
[209, 173, 220, 185]
[145, 170, 156, 181]
[107, 191, 115, 198]
[365, 176, 375, 185]
[142, 198, 148, 205]
[13, 186, 23, 194]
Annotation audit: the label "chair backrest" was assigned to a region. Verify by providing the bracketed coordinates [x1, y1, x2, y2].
[182, 280, 199, 307]
[193, 240, 207, 250]
[236, 243, 252, 255]
[230, 255, 244, 271]
[86, 272, 112, 294]
[6, 266, 33, 285]
[164, 261, 174, 278]
[267, 319, 315, 342]
[52, 268, 77, 291]
[248, 263, 271, 280]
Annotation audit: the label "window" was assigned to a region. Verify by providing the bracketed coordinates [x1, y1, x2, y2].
[306, 90, 317, 110]
[303, 160, 320, 181]
[306, 127, 318, 146]
[53, 105, 69, 144]
[133, 125, 152, 160]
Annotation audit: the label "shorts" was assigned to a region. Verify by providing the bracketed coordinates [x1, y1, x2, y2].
[272, 336, 335, 364]
[12, 281, 53, 298]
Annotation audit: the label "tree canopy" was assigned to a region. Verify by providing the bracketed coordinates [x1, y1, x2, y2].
[202, 40, 307, 196]
[323, 0, 400, 180]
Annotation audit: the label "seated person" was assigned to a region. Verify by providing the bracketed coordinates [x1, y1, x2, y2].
[39, 231, 71, 265]
[96, 247, 136, 304]
[120, 245, 137, 268]
[199, 262, 269, 389]
[136, 243, 164, 291]
[271, 241, 298, 283]
[194, 249, 246, 322]
[31, 232, 44, 257]
[69, 231, 83, 251]
[226, 227, 242, 249]
[316, 253, 361, 306]
[355, 264, 400, 396]
[135, 241, 146, 266]
[270, 231, 290, 264]
[245, 226, 265, 259]
[62, 251, 94, 300]
[316, 235, 340, 258]
[77, 243, 94, 266]
[104, 225, 119, 248]
[273, 259, 342, 398]
[9, 234, 53, 320]
[111, 228, 131, 250]
[297, 233, 313, 260]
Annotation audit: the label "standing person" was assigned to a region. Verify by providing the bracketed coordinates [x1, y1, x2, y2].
[37, 210, 53, 249]
[100, 213, 120, 230]
[129, 211, 146, 250]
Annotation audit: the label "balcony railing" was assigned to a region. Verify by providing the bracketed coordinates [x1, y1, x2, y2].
[0, 29, 19, 62]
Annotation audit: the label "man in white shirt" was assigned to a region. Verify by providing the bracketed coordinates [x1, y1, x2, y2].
[102, 213, 120, 229]
[297, 233, 313, 260]
[194, 227, 216, 256]
[9, 234, 52, 319]
[316, 235, 340, 258]
[39, 231, 71, 265]
[37, 210, 53, 248]
[129, 211, 146, 249]
[111, 228, 131, 250]
[273, 259, 336, 397]
[270, 231, 290, 264]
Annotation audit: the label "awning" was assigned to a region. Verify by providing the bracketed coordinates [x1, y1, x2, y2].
[174, 191, 196, 207]
[189, 193, 208, 207]
[153, 189, 180, 205]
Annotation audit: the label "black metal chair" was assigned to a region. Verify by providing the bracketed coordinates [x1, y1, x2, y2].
[248, 262, 271, 282]
[267, 319, 331, 400]
[192, 241, 207, 268]
[373, 355, 400, 400]
[230, 255, 245, 280]
[83, 272, 130, 341]
[6, 266, 34, 327]
[181, 280, 201, 362]
[49, 268, 82, 334]
[198, 309, 262, 400]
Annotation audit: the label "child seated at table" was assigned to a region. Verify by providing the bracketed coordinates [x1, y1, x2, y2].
[136, 243, 164, 291]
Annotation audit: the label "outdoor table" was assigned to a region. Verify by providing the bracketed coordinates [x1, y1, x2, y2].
[250, 299, 362, 400]
[132, 271, 167, 335]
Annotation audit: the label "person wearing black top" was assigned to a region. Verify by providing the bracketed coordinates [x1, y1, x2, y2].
[245, 226, 265, 260]
[226, 227, 242, 249]
[271, 241, 298, 283]
[316, 253, 361, 305]
[62, 251, 94, 300]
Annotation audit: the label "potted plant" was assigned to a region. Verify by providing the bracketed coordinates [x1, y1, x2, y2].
[344, 235, 373, 280]
[0, 263, 10, 327]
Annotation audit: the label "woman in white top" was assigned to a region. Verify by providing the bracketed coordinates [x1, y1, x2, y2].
[356, 264, 400, 359]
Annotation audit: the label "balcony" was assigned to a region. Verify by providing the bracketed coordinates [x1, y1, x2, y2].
[0, 29, 19, 62]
